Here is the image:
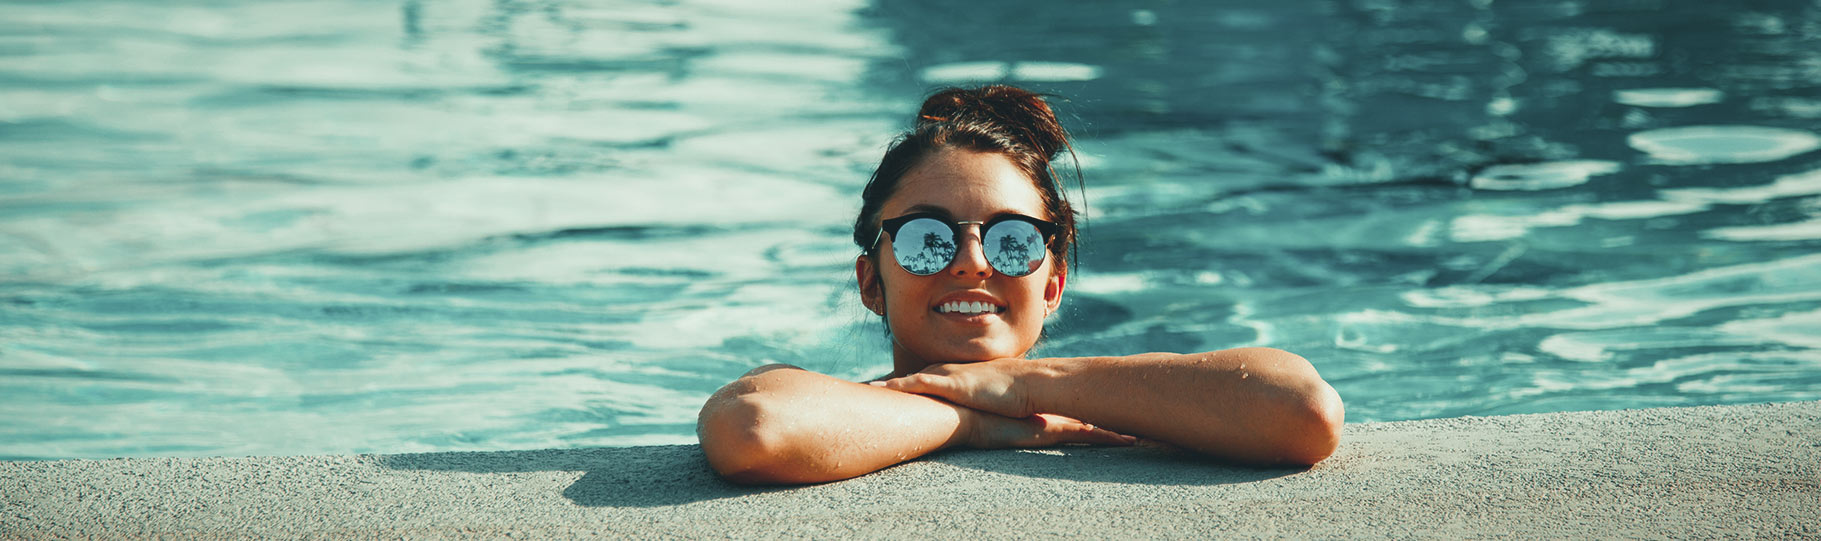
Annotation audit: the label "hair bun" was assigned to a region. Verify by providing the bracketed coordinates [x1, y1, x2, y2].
[915, 85, 1067, 160]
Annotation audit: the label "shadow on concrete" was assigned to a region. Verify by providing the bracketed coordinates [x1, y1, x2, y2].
[378, 445, 787, 508]
[379, 443, 1299, 508]
[929, 444, 1306, 486]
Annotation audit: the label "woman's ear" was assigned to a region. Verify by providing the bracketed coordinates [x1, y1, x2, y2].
[856, 255, 885, 315]
[1044, 267, 1066, 316]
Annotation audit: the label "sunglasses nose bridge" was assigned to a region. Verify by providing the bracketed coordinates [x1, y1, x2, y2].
[953, 220, 986, 243]
[946, 221, 993, 276]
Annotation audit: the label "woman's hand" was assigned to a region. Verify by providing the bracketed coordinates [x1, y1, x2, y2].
[875, 349, 1345, 465]
[872, 358, 1045, 419]
[961, 409, 1137, 449]
[875, 359, 1134, 449]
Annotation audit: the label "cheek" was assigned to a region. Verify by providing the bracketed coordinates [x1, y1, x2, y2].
[1006, 280, 1051, 321]
[880, 276, 924, 317]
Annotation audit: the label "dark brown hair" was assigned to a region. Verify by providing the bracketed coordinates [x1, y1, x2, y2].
[852, 85, 1081, 273]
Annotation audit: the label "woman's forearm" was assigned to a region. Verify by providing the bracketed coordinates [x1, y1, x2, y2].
[1030, 348, 1343, 465]
[697, 364, 968, 484]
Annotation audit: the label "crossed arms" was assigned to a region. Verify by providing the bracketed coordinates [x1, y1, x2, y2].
[696, 347, 1344, 485]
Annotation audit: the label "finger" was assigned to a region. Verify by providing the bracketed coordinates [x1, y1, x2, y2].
[1060, 426, 1137, 446]
[1035, 414, 1138, 447]
[871, 374, 951, 397]
[867, 376, 908, 390]
[1081, 426, 1140, 446]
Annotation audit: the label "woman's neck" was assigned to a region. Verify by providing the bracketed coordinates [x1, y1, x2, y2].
[887, 343, 928, 378]
[887, 342, 1029, 378]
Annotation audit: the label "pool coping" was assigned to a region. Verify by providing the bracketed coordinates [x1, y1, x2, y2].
[4, 400, 1817, 539]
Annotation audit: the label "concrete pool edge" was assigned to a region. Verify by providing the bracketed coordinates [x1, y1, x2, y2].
[4, 401, 1817, 539]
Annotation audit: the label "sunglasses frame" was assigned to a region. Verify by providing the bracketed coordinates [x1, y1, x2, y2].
[871, 211, 1061, 277]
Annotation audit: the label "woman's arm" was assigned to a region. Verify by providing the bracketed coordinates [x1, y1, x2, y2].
[875, 347, 1344, 465]
[697, 364, 1134, 485]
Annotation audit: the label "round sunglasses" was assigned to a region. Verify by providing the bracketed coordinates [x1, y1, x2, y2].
[871, 212, 1061, 277]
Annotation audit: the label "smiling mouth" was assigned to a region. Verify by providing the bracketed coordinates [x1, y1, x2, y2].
[935, 301, 1005, 315]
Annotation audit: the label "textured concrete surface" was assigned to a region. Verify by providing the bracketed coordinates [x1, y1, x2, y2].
[4, 401, 1817, 539]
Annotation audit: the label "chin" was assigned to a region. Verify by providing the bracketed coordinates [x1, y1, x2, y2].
[937, 337, 1027, 362]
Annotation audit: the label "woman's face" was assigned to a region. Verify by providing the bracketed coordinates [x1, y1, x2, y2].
[858, 147, 1066, 373]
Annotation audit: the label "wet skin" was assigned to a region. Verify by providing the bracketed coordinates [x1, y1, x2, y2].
[697, 148, 1344, 485]
[855, 147, 1065, 377]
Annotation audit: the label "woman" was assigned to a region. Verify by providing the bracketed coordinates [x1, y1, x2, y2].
[697, 85, 1343, 485]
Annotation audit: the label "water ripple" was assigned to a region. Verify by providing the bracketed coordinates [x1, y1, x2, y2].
[1629, 125, 1821, 164]
[5, 0, 1821, 458]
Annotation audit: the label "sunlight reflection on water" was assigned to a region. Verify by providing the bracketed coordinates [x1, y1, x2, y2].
[2, 0, 1820, 459]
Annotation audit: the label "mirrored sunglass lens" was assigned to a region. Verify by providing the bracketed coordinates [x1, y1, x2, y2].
[984, 220, 1046, 276]
[891, 218, 956, 275]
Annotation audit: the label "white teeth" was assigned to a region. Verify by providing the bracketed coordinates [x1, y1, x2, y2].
[939, 301, 1001, 315]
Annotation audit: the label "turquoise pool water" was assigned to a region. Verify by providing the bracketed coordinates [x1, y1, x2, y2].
[3, 1, 1819, 460]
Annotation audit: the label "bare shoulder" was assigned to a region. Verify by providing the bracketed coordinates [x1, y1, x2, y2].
[1218, 347, 1313, 365]
[708, 363, 806, 399]
[1212, 346, 1301, 357]
[742, 363, 804, 378]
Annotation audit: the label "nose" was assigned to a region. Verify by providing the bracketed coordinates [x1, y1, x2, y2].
[949, 222, 992, 278]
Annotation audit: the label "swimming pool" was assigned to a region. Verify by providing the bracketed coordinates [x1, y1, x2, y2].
[3, 0, 1818, 460]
